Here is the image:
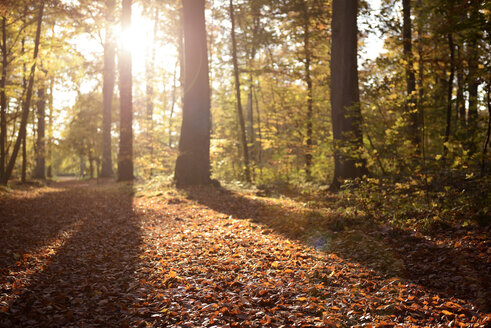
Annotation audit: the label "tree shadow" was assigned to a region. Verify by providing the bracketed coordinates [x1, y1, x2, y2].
[0, 180, 145, 327]
[182, 185, 490, 313]
[0, 180, 89, 276]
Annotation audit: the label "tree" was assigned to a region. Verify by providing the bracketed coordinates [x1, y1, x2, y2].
[100, 0, 116, 178]
[301, 0, 314, 181]
[402, 0, 419, 151]
[1, 1, 44, 185]
[174, 0, 211, 186]
[330, 0, 366, 189]
[33, 81, 46, 179]
[118, 0, 133, 181]
[0, 17, 7, 182]
[229, 0, 251, 183]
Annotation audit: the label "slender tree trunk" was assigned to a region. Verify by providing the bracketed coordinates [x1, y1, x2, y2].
[303, 2, 313, 181]
[88, 146, 94, 179]
[178, 8, 184, 96]
[174, 0, 211, 186]
[101, 0, 115, 178]
[481, 85, 490, 177]
[229, 0, 251, 183]
[21, 35, 27, 183]
[0, 17, 7, 182]
[34, 84, 46, 179]
[417, 0, 426, 167]
[466, 4, 480, 155]
[403, 0, 419, 151]
[456, 45, 466, 131]
[175, 8, 186, 147]
[21, 129, 26, 182]
[118, 0, 133, 181]
[330, 0, 366, 189]
[246, 3, 260, 158]
[246, 80, 254, 144]
[2, 2, 44, 185]
[254, 84, 263, 178]
[168, 60, 178, 148]
[47, 73, 54, 177]
[443, 33, 455, 160]
[145, 7, 158, 163]
[467, 40, 479, 153]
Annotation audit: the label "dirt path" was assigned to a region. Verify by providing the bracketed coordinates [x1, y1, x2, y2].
[0, 181, 489, 327]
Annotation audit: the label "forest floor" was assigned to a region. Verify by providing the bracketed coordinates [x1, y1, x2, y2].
[0, 179, 489, 327]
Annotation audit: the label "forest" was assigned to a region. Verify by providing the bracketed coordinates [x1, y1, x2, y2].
[0, 0, 490, 327]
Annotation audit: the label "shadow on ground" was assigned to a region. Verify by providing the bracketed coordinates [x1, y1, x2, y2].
[0, 180, 144, 327]
[182, 185, 490, 312]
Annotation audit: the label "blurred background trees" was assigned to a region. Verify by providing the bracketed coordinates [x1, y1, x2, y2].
[0, 0, 488, 189]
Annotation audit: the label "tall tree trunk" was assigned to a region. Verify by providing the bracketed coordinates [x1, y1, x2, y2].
[174, 0, 211, 186]
[101, 0, 115, 178]
[246, 2, 260, 159]
[88, 146, 94, 179]
[0, 17, 7, 182]
[443, 33, 455, 160]
[416, 0, 425, 166]
[173, 7, 184, 149]
[21, 129, 26, 182]
[34, 84, 46, 179]
[403, 0, 419, 151]
[481, 85, 490, 177]
[21, 34, 27, 183]
[303, 1, 313, 181]
[455, 45, 466, 132]
[2, 2, 44, 185]
[254, 84, 263, 178]
[330, 0, 366, 189]
[168, 60, 178, 148]
[118, 0, 133, 181]
[466, 4, 480, 155]
[228, 0, 251, 183]
[47, 73, 54, 177]
[145, 6, 158, 163]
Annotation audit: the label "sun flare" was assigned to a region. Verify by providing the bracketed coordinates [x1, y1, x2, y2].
[118, 4, 178, 75]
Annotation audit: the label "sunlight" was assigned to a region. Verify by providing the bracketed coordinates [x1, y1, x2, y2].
[119, 3, 178, 76]
[119, 5, 152, 71]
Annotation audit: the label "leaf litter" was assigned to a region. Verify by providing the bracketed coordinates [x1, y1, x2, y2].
[0, 180, 489, 327]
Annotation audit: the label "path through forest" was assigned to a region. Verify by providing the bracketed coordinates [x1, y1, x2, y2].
[0, 180, 489, 327]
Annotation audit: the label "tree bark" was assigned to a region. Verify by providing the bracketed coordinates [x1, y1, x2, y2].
[168, 60, 178, 148]
[303, 1, 313, 181]
[403, 0, 419, 150]
[246, 2, 260, 158]
[229, 0, 251, 183]
[443, 33, 455, 160]
[34, 84, 46, 179]
[145, 6, 158, 163]
[21, 128, 26, 182]
[0, 17, 7, 182]
[101, 0, 115, 178]
[2, 2, 44, 185]
[21, 34, 27, 183]
[47, 72, 54, 177]
[455, 45, 466, 131]
[481, 85, 490, 177]
[330, 0, 366, 189]
[416, 0, 425, 166]
[88, 146, 94, 179]
[174, 0, 211, 186]
[117, 0, 133, 181]
[466, 3, 480, 155]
